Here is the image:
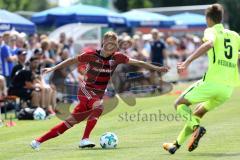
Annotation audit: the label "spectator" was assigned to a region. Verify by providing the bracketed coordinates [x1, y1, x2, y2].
[150, 29, 167, 66]
[150, 29, 168, 89]
[26, 56, 56, 115]
[26, 34, 41, 62]
[16, 33, 27, 49]
[59, 32, 69, 49]
[185, 34, 196, 56]
[10, 49, 27, 81]
[0, 34, 3, 72]
[29, 34, 40, 50]
[40, 34, 48, 42]
[0, 75, 7, 98]
[67, 37, 75, 57]
[41, 40, 55, 67]
[0, 32, 18, 85]
[166, 36, 180, 59]
[135, 31, 144, 51]
[9, 57, 41, 107]
[49, 41, 60, 62]
[142, 34, 152, 59]
[9, 35, 18, 55]
[131, 35, 147, 61]
[118, 36, 132, 53]
[50, 48, 75, 95]
[0, 33, 3, 46]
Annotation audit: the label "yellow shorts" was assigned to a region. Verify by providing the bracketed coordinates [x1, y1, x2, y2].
[182, 80, 234, 111]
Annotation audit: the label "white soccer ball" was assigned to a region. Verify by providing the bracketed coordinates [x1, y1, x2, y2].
[33, 107, 46, 120]
[100, 132, 118, 149]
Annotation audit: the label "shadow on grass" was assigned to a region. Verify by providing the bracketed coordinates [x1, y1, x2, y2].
[76, 146, 140, 151]
[191, 152, 240, 158]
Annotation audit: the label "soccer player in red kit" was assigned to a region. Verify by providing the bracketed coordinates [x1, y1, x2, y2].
[30, 31, 169, 150]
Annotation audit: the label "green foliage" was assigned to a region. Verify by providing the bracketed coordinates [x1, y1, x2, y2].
[113, 0, 240, 33]
[128, 0, 153, 9]
[149, 0, 217, 7]
[113, 0, 128, 12]
[0, 0, 49, 12]
[79, 0, 109, 8]
[114, 0, 153, 12]
[114, 0, 218, 11]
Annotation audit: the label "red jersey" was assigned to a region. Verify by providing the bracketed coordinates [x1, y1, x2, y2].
[78, 50, 129, 97]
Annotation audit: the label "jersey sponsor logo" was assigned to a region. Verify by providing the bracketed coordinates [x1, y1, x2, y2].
[218, 59, 236, 68]
[92, 67, 112, 73]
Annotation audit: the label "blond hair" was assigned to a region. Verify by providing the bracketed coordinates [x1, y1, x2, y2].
[41, 40, 50, 50]
[103, 31, 118, 42]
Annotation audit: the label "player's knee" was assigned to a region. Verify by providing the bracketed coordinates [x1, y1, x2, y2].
[88, 116, 99, 121]
[174, 98, 191, 110]
[90, 105, 104, 119]
[194, 106, 207, 118]
[174, 99, 182, 110]
[92, 100, 103, 108]
[65, 116, 80, 126]
[174, 100, 179, 109]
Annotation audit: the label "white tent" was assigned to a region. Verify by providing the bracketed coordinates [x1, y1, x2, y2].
[49, 23, 102, 55]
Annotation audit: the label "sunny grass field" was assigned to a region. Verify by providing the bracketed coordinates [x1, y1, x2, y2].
[0, 82, 240, 160]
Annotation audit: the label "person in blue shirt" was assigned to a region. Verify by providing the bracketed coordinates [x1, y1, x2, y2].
[0, 32, 18, 86]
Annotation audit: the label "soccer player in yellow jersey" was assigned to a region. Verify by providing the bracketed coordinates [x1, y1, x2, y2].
[163, 3, 240, 154]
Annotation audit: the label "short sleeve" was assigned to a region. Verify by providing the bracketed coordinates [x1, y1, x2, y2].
[114, 53, 129, 64]
[1, 46, 10, 58]
[202, 28, 216, 43]
[78, 52, 90, 63]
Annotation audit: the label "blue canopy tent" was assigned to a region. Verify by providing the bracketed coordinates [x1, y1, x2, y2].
[0, 9, 36, 34]
[170, 12, 206, 28]
[31, 4, 126, 27]
[30, 7, 73, 27]
[121, 10, 175, 28]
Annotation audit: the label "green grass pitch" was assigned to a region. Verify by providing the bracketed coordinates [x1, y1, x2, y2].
[1, 82, 240, 160]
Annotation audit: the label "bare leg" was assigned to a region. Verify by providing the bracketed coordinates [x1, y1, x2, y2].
[31, 91, 41, 107]
[50, 87, 57, 110]
[0, 76, 7, 97]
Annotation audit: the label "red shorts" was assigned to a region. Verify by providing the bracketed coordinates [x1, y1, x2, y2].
[71, 85, 102, 120]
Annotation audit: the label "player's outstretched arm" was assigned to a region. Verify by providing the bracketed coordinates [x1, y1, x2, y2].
[127, 58, 169, 73]
[42, 56, 79, 74]
[178, 40, 213, 73]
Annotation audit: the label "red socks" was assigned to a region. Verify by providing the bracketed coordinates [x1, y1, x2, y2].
[82, 107, 103, 139]
[82, 118, 98, 139]
[36, 121, 72, 143]
[36, 106, 103, 143]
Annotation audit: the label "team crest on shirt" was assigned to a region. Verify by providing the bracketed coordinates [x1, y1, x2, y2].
[109, 60, 116, 66]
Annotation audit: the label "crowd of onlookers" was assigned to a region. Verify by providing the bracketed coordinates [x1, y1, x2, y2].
[0, 29, 202, 118]
[114, 29, 202, 92]
[118, 29, 202, 66]
[0, 31, 78, 117]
